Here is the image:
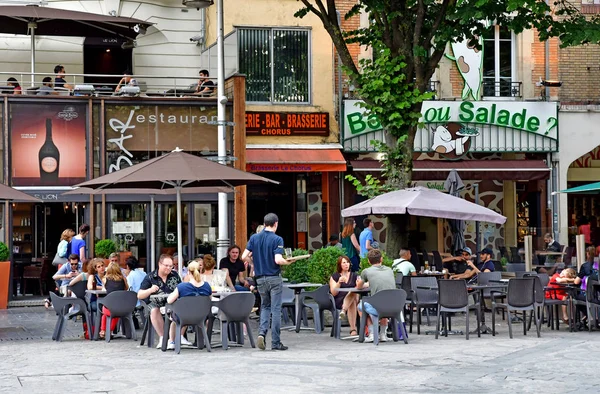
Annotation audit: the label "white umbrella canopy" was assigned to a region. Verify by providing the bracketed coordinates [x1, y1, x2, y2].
[342, 186, 506, 224]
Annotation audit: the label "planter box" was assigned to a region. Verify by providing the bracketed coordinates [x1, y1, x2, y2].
[0, 261, 10, 309]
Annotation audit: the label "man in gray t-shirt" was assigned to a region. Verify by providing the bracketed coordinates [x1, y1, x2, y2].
[357, 249, 396, 342]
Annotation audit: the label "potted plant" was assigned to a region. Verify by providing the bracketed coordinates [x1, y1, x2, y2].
[0, 242, 10, 309]
[95, 239, 117, 265]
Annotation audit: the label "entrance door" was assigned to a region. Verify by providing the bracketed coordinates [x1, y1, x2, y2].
[83, 37, 133, 87]
[35, 203, 83, 258]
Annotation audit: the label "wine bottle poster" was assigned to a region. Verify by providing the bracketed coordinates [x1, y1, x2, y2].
[10, 103, 87, 186]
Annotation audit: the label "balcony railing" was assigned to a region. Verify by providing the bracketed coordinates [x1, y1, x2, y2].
[0, 71, 218, 98]
[482, 80, 522, 98]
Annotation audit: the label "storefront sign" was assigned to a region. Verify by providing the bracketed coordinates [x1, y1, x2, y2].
[10, 103, 87, 186]
[245, 111, 329, 136]
[343, 100, 559, 155]
[106, 105, 225, 173]
[246, 164, 335, 172]
[112, 221, 145, 234]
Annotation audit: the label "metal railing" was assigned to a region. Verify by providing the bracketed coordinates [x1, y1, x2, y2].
[0, 71, 218, 98]
[482, 80, 522, 98]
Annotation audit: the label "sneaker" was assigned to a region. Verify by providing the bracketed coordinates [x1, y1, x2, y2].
[156, 336, 163, 349]
[272, 343, 288, 351]
[339, 310, 346, 320]
[180, 336, 192, 346]
[167, 341, 175, 350]
[379, 332, 388, 342]
[257, 335, 266, 350]
[364, 334, 374, 343]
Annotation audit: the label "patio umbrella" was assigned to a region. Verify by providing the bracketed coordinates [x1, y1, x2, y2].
[74, 149, 277, 276]
[555, 181, 600, 194]
[0, 183, 42, 202]
[444, 170, 466, 254]
[62, 186, 232, 271]
[0, 5, 152, 85]
[341, 186, 506, 224]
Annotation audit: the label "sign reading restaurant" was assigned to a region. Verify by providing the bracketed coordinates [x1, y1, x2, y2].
[246, 111, 329, 136]
[343, 100, 559, 154]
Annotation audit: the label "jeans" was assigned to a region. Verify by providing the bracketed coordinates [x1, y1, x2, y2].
[234, 284, 247, 292]
[256, 275, 283, 346]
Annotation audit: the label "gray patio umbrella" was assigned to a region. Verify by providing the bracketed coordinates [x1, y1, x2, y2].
[74, 149, 277, 276]
[62, 186, 231, 271]
[444, 170, 466, 254]
[341, 187, 506, 224]
[0, 183, 41, 202]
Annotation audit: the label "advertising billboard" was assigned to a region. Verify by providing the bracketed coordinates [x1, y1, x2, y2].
[10, 103, 87, 186]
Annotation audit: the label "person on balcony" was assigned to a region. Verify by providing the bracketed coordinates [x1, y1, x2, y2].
[37, 77, 54, 95]
[6, 77, 21, 94]
[115, 70, 138, 93]
[195, 69, 215, 96]
[54, 65, 73, 90]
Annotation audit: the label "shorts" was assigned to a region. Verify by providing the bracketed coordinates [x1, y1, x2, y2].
[358, 301, 378, 318]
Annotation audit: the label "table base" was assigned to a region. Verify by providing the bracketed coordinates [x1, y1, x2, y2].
[426, 329, 463, 336]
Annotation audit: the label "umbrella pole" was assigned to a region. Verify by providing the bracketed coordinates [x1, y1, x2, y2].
[475, 183, 480, 264]
[28, 22, 37, 87]
[150, 195, 155, 272]
[176, 185, 183, 278]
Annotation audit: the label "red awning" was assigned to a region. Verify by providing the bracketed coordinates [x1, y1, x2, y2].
[349, 160, 550, 181]
[246, 149, 347, 172]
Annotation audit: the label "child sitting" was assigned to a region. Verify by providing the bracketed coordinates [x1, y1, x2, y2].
[546, 268, 577, 323]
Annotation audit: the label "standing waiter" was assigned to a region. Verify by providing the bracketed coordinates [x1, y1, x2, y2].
[242, 213, 294, 351]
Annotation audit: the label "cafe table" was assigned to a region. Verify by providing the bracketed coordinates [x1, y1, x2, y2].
[85, 289, 107, 340]
[467, 281, 508, 335]
[283, 282, 324, 332]
[336, 287, 371, 340]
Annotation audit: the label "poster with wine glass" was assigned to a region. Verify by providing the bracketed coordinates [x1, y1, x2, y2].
[10, 103, 87, 186]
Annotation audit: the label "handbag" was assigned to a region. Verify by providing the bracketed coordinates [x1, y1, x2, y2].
[52, 252, 67, 266]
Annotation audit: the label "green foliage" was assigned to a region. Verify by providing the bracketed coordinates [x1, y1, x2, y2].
[0, 242, 9, 261]
[306, 247, 346, 285]
[345, 174, 396, 199]
[500, 257, 508, 267]
[358, 252, 394, 274]
[95, 239, 117, 259]
[282, 248, 310, 283]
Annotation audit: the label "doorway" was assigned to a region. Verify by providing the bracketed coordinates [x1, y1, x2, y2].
[34, 202, 84, 258]
[83, 37, 133, 87]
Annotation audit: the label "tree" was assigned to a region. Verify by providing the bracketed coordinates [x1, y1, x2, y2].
[296, 0, 600, 254]
[296, 0, 600, 188]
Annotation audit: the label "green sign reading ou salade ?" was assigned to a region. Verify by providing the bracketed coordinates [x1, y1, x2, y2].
[344, 100, 558, 140]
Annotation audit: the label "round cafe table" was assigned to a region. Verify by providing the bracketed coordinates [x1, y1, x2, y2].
[283, 282, 324, 332]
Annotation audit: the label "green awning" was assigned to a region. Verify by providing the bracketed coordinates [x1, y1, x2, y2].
[558, 181, 600, 194]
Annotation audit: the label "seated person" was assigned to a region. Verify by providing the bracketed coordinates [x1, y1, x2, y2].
[6, 77, 21, 94]
[202, 254, 235, 292]
[37, 77, 54, 95]
[442, 247, 472, 275]
[68, 260, 90, 286]
[195, 69, 215, 96]
[54, 65, 73, 90]
[115, 70, 138, 93]
[137, 254, 182, 348]
[124, 256, 146, 306]
[219, 245, 250, 292]
[537, 233, 562, 274]
[165, 261, 212, 349]
[546, 267, 577, 323]
[99, 263, 129, 339]
[326, 234, 343, 249]
[52, 254, 82, 295]
[329, 256, 358, 336]
[392, 248, 416, 276]
[83, 258, 107, 324]
[356, 249, 396, 343]
[573, 246, 599, 328]
[450, 247, 494, 283]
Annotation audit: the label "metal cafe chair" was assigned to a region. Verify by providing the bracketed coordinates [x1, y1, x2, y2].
[491, 278, 539, 339]
[436, 279, 480, 340]
[358, 289, 408, 345]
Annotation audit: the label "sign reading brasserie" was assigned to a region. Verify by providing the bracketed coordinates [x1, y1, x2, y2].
[343, 100, 558, 155]
[246, 111, 329, 136]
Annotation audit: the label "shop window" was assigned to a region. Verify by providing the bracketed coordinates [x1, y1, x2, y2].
[482, 25, 517, 98]
[238, 28, 310, 103]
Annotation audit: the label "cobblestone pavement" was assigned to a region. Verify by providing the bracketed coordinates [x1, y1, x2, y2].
[1, 307, 599, 393]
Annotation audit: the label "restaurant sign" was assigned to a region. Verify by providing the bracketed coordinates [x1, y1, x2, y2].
[246, 111, 329, 136]
[343, 100, 558, 155]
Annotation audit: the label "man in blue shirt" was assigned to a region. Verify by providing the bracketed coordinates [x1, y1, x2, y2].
[451, 247, 495, 283]
[359, 218, 375, 258]
[124, 256, 146, 307]
[242, 213, 293, 351]
[70, 224, 90, 261]
[52, 254, 82, 295]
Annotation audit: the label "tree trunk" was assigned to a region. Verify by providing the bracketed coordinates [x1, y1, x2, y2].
[385, 214, 410, 259]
